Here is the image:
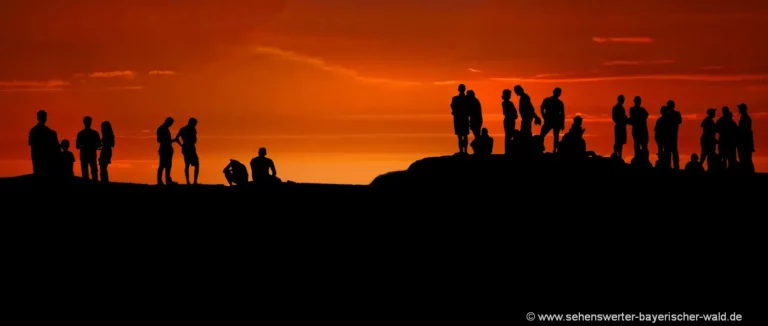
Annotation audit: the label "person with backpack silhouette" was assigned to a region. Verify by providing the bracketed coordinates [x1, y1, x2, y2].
[76, 116, 101, 181]
[174, 118, 200, 185]
[665, 100, 683, 170]
[700, 108, 717, 170]
[467, 90, 483, 138]
[223, 159, 249, 186]
[612, 95, 628, 159]
[514, 85, 541, 138]
[716, 107, 739, 170]
[737, 103, 755, 173]
[628, 96, 649, 160]
[451, 84, 470, 154]
[501, 89, 518, 154]
[156, 117, 177, 185]
[539, 87, 565, 153]
[29, 110, 59, 176]
[99, 121, 115, 183]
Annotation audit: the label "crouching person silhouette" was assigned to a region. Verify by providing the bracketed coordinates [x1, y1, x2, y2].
[470, 128, 494, 155]
[559, 116, 587, 157]
[223, 159, 249, 186]
[250, 147, 281, 186]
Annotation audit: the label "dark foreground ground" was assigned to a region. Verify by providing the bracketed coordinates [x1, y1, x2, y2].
[2, 155, 765, 322]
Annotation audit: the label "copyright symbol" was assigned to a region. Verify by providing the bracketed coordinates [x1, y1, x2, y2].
[527, 312, 535, 322]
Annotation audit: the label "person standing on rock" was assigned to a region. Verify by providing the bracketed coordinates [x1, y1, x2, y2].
[451, 84, 470, 154]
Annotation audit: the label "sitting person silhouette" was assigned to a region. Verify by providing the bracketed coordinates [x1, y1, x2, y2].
[685, 154, 705, 173]
[223, 159, 249, 186]
[250, 147, 281, 185]
[559, 116, 586, 157]
[59, 139, 75, 177]
[470, 128, 494, 155]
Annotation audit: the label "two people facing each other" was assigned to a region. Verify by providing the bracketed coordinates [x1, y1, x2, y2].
[697, 104, 754, 173]
[28, 110, 115, 182]
[156, 117, 199, 185]
[611, 95, 682, 168]
[222, 147, 281, 186]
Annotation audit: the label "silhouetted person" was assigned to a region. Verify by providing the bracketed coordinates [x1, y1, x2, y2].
[737, 103, 755, 173]
[470, 128, 494, 155]
[665, 100, 683, 170]
[250, 147, 280, 185]
[559, 116, 586, 157]
[685, 154, 705, 173]
[467, 90, 483, 138]
[514, 85, 541, 138]
[700, 108, 717, 170]
[99, 121, 114, 183]
[612, 95, 628, 158]
[28, 110, 59, 176]
[628, 96, 649, 160]
[175, 118, 200, 185]
[539, 87, 565, 152]
[451, 84, 470, 153]
[654, 106, 670, 169]
[501, 89, 518, 153]
[716, 107, 738, 170]
[59, 139, 75, 177]
[157, 117, 177, 185]
[76, 116, 101, 181]
[223, 159, 249, 186]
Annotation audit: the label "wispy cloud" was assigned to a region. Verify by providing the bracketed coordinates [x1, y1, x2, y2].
[0, 79, 69, 92]
[468, 68, 482, 73]
[592, 37, 654, 43]
[433, 80, 460, 85]
[148, 70, 177, 76]
[103, 86, 144, 91]
[79, 71, 137, 79]
[532, 73, 561, 78]
[252, 46, 422, 86]
[698, 66, 725, 70]
[490, 74, 768, 84]
[604, 61, 642, 66]
[0, 88, 65, 93]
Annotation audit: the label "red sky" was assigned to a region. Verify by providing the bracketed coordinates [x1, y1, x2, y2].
[1, 0, 767, 184]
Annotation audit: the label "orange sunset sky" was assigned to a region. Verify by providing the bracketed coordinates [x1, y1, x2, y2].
[1, 0, 767, 184]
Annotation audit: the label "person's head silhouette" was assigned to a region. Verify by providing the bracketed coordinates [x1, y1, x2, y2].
[467, 90, 476, 98]
[722, 106, 730, 115]
[706, 108, 716, 118]
[189, 117, 198, 127]
[481, 128, 489, 136]
[37, 110, 47, 124]
[553, 87, 562, 98]
[633, 96, 642, 106]
[738, 103, 748, 114]
[164, 117, 174, 127]
[666, 100, 676, 110]
[690, 153, 699, 163]
[258, 147, 267, 157]
[458, 84, 466, 94]
[660, 106, 668, 116]
[502, 89, 512, 101]
[617, 94, 625, 104]
[513, 85, 524, 96]
[101, 121, 112, 132]
[573, 115, 583, 127]
[83, 116, 93, 128]
[61, 139, 70, 150]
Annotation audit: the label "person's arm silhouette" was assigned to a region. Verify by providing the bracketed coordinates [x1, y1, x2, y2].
[76, 131, 82, 150]
[269, 159, 277, 177]
[173, 128, 183, 146]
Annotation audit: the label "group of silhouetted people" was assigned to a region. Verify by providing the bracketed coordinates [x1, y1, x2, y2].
[452, 84, 583, 158]
[222, 147, 280, 187]
[29, 110, 115, 182]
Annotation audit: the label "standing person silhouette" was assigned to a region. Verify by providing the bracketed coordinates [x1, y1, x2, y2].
[628, 96, 649, 160]
[699, 108, 717, 170]
[99, 121, 115, 183]
[612, 95, 628, 159]
[539, 87, 565, 153]
[654, 106, 670, 168]
[174, 118, 200, 185]
[451, 84, 470, 153]
[156, 117, 177, 185]
[250, 147, 279, 185]
[501, 89, 518, 153]
[716, 107, 738, 170]
[514, 85, 541, 138]
[665, 100, 683, 170]
[76, 116, 101, 181]
[28, 110, 59, 176]
[467, 90, 484, 138]
[737, 103, 755, 173]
